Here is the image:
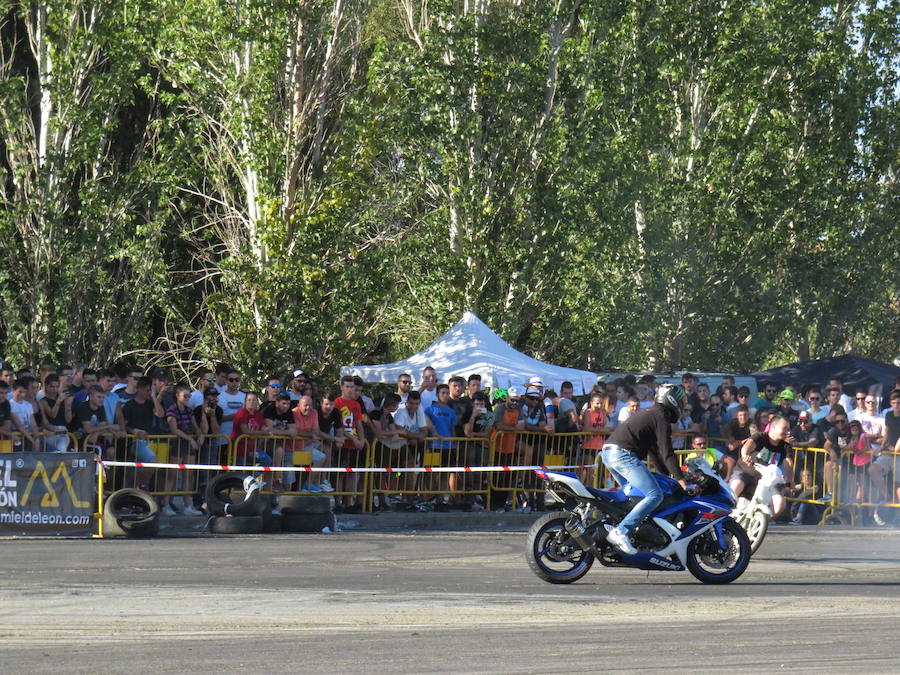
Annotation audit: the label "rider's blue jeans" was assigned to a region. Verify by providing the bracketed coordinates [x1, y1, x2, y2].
[601, 444, 663, 535]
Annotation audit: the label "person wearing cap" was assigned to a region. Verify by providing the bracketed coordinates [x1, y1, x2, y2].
[527, 377, 556, 429]
[287, 369, 307, 401]
[775, 389, 800, 427]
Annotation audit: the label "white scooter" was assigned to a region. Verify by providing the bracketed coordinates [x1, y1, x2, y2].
[732, 463, 785, 554]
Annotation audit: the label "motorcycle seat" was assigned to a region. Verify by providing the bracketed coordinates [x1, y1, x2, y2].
[586, 486, 628, 502]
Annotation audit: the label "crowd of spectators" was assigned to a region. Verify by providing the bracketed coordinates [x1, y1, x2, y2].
[1, 360, 897, 519]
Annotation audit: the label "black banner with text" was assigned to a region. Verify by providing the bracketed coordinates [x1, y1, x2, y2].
[0, 453, 96, 535]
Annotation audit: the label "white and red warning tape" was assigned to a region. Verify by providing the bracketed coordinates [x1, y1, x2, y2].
[97, 460, 592, 473]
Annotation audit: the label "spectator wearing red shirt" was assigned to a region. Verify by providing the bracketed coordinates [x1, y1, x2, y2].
[231, 392, 266, 462]
[334, 375, 366, 513]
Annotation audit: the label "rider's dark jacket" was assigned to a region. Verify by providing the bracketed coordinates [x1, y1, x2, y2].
[606, 404, 685, 480]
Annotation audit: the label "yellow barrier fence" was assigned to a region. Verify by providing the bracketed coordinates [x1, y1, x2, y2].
[781, 446, 836, 525]
[369, 436, 490, 510]
[491, 430, 600, 509]
[93, 433, 230, 512]
[0, 430, 81, 453]
[233, 434, 369, 511]
[830, 450, 900, 526]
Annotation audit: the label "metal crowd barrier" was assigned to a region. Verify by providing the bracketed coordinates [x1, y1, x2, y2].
[94, 433, 231, 504]
[0, 430, 80, 454]
[13, 420, 892, 530]
[490, 430, 599, 509]
[828, 450, 900, 526]
[369, 435, 491, 510]
[233, 434, 369, 510]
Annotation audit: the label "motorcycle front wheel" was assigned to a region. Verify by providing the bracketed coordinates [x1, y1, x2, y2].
[744, 510, 768, 554]
[525, 512, 594, 584]
[685, 519, 751, 584]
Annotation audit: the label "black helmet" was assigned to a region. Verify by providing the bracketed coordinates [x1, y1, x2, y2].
[655, 383, 685, 420]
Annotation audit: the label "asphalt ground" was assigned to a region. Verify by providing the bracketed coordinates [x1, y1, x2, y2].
[2, 523, 900, 673]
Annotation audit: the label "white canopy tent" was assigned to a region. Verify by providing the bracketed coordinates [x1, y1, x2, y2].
[340, 312, 598, 395]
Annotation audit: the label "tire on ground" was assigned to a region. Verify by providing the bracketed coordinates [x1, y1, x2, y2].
[281, 512, 336, 533]
[205, 474, 267, 517]
[102, 488, 159, 538]
[209, 515, 264, 534]
[261, 510, 283, 533]
[277, 495, 334, 515]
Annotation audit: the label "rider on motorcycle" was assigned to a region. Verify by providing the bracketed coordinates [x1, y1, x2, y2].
[600, 383, 689, 555]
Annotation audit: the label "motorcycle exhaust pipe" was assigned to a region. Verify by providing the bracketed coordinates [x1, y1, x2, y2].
[565, 520, 603, 559]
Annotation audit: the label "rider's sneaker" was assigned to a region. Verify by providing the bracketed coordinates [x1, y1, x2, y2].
[604, 525, 637, 555]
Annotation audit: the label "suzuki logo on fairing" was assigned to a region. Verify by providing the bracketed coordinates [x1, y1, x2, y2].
[649, 556, 681, 570]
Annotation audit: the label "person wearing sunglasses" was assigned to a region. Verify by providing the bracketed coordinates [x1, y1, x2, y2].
[857, 395, 885, 451]
[806, 388, 828, 424]
[775, 389, 800, 427]
[754, 381, 780, 411]
[187, 368, 217, 410]
[260, 375, 284, 416]
[217, 369, 246, 439]
[848, 391, 867, 422]
[822, 413, 852, 501]
[395, 373, 414, 404]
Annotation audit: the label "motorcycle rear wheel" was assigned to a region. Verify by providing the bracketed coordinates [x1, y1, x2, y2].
[745, 510, 768, 554]
[685, 519, 751, 584]
[525, 512, 594, 584]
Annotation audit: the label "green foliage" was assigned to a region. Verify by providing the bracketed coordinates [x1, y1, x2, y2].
[0, 0, 896, 382]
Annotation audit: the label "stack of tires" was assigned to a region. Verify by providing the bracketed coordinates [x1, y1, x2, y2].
[203, 474, 336, 534]
[204, 474, 266, 534]
[277, 495, 336, 533]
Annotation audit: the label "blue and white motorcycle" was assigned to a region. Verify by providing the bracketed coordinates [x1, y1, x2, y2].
[526, 458, 751, 584]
